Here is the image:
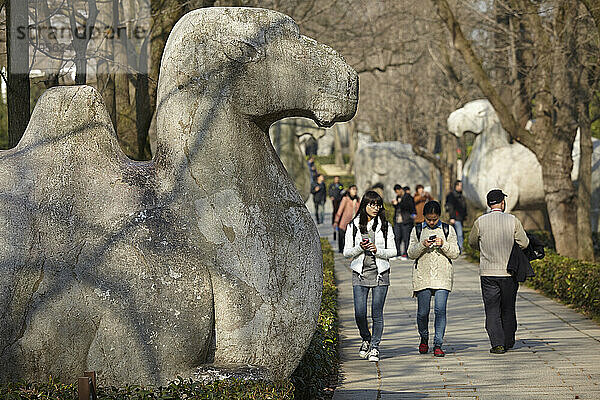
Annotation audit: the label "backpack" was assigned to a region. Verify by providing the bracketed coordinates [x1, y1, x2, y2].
[413, 222, 451, 268]
[350, 220, 388, 249]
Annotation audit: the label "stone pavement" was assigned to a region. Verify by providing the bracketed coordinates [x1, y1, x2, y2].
[308, 203, 600, 399]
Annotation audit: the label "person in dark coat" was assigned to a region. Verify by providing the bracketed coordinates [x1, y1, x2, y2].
[391, 184, 405, 258]
[329, 176, 344, 226]
[445, 180, 468, 251]
[311, 174, 327, 224]
[398, 186, 416, 259]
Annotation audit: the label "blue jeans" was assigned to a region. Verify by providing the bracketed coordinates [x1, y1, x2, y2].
[416, 289, 449, 347]
[353, 285, 388, 349]
[314, 202, 325, 224]
[454, 220, 464, 251]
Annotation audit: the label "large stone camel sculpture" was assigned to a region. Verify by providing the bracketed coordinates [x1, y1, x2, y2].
[0, 7, 358, 386]
[448, 99, 599, 231]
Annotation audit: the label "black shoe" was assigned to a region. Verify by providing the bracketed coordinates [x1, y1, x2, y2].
[505, 343, 514, 350]
[490, 345, 506, 354]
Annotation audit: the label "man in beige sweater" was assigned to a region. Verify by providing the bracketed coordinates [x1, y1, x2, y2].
[469, 189, 529, 354]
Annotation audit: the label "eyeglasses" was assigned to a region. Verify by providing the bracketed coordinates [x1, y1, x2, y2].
[367, 203, 382, 209]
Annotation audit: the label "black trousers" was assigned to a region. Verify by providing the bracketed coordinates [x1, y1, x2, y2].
[480, 276, 519, 348]
[338, 228, 346, 253]
[332, 199, 341, 225]
[393, 223, 403, 256]
[400, 223, 413, 256]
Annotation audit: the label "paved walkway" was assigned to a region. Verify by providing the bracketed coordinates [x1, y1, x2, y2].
[309, 203, 600, 399]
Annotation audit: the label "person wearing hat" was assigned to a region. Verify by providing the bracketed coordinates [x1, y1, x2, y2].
[468, 189, 529, 354]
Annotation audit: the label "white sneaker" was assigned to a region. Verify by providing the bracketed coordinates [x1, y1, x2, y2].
[359, 341, 370, 359]
[368, 348, 380, 362]
[400, 256, 408, 261]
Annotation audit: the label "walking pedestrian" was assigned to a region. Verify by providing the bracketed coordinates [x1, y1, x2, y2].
[311, 174, 326, 224]
[414, 184, 433, 225]
[468, 189, 529, 354]
[307, 156, 317, 183]
[445, 180, 468, 251]
[398, 186, 416, 259]
[343, 190, 396, 362]
[329, 176, 344, 227]
[391, 184, 405, 259]
[333, 185, 360, 254]
[407, 200, 460, 357]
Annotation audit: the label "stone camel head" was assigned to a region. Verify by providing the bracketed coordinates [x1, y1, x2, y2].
[0, 7, 358, 387]
[447, 99, 508, 147]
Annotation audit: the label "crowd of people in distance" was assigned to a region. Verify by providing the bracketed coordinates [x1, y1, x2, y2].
[307, 162, 540, 362]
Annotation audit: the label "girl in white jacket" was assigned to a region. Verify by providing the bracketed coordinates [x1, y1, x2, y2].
[344, 190, 396, 362]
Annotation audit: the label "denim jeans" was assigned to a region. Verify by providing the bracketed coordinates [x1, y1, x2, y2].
[416, 288, 449, 347]
[453, 220, 464, 251]
[314, 202, 325, 224]
[393, 223, 403, 256]
[353, 285, 388, 349]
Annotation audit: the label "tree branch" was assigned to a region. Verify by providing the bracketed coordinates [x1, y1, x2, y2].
[356, 52, 424, 74]
[429, 0, 535, 150]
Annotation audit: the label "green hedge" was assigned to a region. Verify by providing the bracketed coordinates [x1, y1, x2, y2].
[463, 230, 600, 320]
[0, 240, 339, 400]
[291, 239, 338, 400]
[528, 252, 600, 318]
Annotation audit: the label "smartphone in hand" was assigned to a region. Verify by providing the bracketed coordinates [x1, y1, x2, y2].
[428, 234, 437, 247]
[361, 234, 373, 255]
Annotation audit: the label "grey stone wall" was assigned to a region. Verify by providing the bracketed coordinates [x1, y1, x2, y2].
[354, 142, 437, 202]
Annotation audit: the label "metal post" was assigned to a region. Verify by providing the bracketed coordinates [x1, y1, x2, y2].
[78, 370, 97, 400]
[84, 371, 97, 400]
[78, 377, 91, 400]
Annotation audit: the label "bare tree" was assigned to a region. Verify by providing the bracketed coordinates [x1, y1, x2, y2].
[6, 0, 30, 148]
[430, 0, 598, 258]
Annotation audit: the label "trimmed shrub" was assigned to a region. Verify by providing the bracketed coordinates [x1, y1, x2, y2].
[291, 239, 338, 399]
[528, 251, 600, 318]
[0, 240, 339, 400]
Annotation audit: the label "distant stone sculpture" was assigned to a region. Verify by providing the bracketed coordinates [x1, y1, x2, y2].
[354, 142, 437, 201]
[270, 118, 326, 201]
[448, 99, 599, 231]
[0, 7, 358, 387]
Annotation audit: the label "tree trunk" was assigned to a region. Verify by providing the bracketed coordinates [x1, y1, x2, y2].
[346, 120, 356, 174]
[36, 0, 63, 88]
[333, 124, 344, 168]
[135, 40, 152, 159]
[6, 0, 30, 148]
[576, 104, 595, 261]
[69, 0, 99, 85]
[96, 0, 116, 128]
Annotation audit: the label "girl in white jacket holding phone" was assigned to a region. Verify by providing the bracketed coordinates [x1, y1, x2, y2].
[344, 190, 396, 362]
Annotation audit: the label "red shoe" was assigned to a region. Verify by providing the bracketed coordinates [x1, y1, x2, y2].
[433, 346, 445, 357]
[419, 343, 429, 354]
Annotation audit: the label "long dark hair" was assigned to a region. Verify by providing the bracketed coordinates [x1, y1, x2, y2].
[355, 191, 388, 238]
[346, 184, 358, 200]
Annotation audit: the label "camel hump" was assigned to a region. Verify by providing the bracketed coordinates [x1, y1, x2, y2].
[14, 85, 121, 158]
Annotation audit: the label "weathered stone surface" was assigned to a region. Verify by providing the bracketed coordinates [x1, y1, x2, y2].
[448, 99, 599, 231]
[270, 118, 325, 201]
[0, 7, 358, 386]
[354, 142, 437, 201]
